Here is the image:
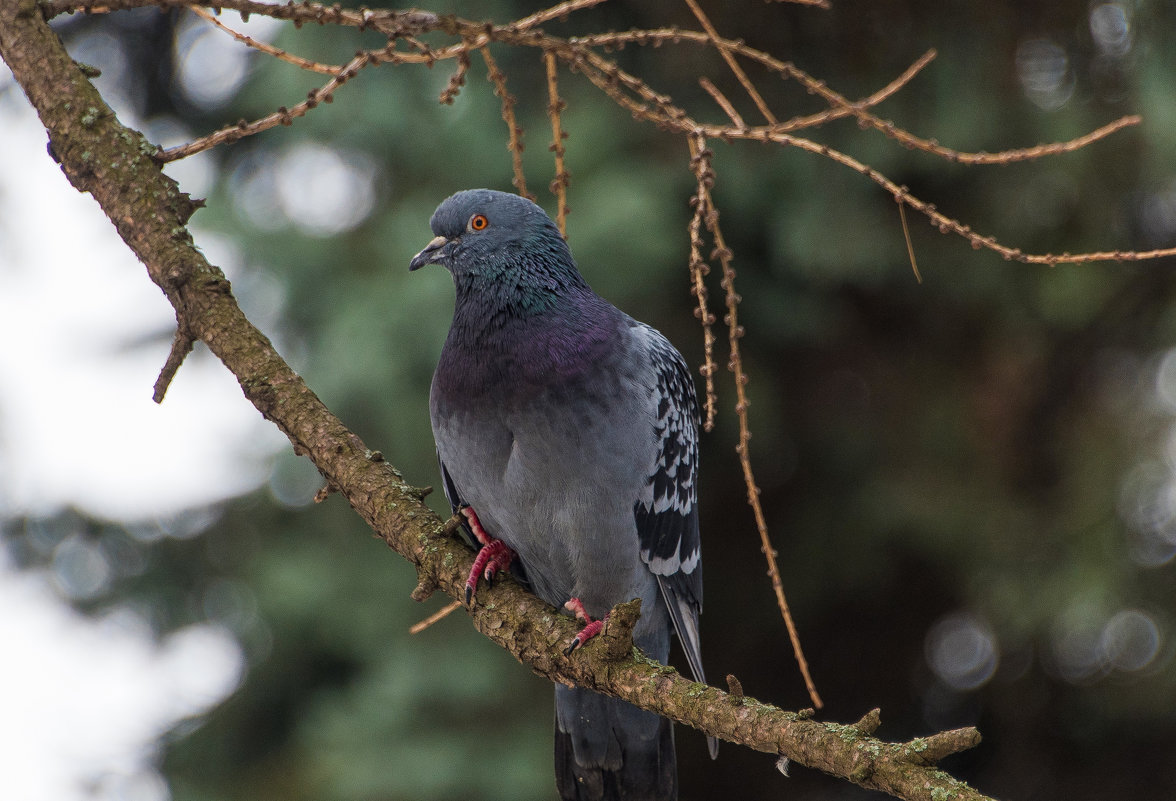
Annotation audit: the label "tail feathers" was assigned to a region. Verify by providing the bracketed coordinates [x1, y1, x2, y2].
[555, 686, 676, 801]
[655, 576, 718, 760]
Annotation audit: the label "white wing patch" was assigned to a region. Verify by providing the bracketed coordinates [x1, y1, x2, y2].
[631, 323, 700, 578]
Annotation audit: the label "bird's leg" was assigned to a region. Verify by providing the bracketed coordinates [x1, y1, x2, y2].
[462, 506, 515, 604]
[563, 597, 609, 656]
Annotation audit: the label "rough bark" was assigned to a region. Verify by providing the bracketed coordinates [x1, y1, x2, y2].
[0, 3, 991, 799]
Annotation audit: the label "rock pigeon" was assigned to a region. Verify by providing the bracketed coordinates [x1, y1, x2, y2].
[410, 188, 715, 801]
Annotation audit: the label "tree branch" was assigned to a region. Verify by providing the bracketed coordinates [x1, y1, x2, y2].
[0, 3, 995, 799]
[41, 0, 1176, 268]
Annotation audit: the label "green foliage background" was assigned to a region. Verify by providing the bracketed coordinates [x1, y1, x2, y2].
[9, 1, 1176, 799]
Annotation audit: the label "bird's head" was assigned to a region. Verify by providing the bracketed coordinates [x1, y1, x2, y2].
[409, 189, 580, 291]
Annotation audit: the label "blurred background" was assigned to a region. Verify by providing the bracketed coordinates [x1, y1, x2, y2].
[2, 1, 1176, 799]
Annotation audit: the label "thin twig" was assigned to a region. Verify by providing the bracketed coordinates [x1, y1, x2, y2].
[691, 140, 823, 710]
[768, 133, 1176, 265]
[188, 5, 341, 74]
[843, 108, 1142, 165]
[775, 49, 937, 132]
[130, 2, 1162, 264]
[686, 133, 719, 431]
[862, 49, 938, 106]
[544, 49, 570, 236]
[480, 46, 532, 200]
[571, 46, 692, 128]
[699, 76, 745, 129]
[409, 600, 463, 634]
[898, 199, 922, 283]
[585, 28, 1140, 164]
[510, 0, 610, 31]
[158, 51, 371, 162]
[683, 0, 777, 124]
[439, 43, 471, 104]
[153, 324, 194, 403]
[563, 45, 1174, 265]
[941, 114, 1143, 165]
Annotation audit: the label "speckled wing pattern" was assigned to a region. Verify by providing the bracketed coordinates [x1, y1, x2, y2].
[631, 323, 705, 686]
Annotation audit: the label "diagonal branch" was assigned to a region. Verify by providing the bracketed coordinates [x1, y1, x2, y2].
[508, 0, 610, 31]
[774, 49, 937, 132]
[188, 5, 341, 74]
[158, 51, 371, 162]
[688, 133, 823, 710]
[683, 0, 777, 125]
[1, 4, 994, 800]
[42, 0, 1176, 264]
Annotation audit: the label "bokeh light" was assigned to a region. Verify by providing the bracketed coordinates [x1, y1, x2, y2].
[1089, 3, 1132, 57]
[174, 12, 280, 111]
[925, 612, 1000, 691]
[230, 142, 379, 236]
[67, 30, 137, 119]
[1140, 179, 1176, 246]
[1016, 38, 1074, 111]
[50, 535, 112, 601]
[1048, 603, 1165, 682]
[1101, 609, 1161, 673]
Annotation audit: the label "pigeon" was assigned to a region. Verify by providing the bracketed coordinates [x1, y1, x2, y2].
[410, 189, 716, 801]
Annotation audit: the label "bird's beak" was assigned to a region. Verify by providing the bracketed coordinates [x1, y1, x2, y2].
[409, 235, 450, 271]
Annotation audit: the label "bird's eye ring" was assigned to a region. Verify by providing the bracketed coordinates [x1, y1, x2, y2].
[469, 214, 489, 231]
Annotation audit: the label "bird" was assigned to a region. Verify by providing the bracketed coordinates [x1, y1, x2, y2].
[410, 188, 716, 801]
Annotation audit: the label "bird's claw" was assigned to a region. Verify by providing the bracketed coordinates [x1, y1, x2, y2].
[465, 539, 515, 604]
[462, 506, 515, 605]
[563, 598, 608, 656]
[461, 506, 492, 546]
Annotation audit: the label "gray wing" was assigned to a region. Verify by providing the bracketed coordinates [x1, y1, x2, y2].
[631, 325, 705, 685]
[631, 324, 717, 759]
[437, 452, 530, 588]
[438, 452, 465, 515]
[437, 453, 477, 552]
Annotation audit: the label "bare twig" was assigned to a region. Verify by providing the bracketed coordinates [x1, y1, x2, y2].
[409, 599, 463, 634]
[544, 49, 570, 236]
[699, 76, 746, 130]
[684, 0, 776, 124]
[158, 51, 371, 162]
[898, 199, 922, 283]
[686, 133, 719, 432]
[188, 5, 341, 74]
[689, 137, 824, 710]
[439, 43, 471, 104]
[153, 324, 194, 403]
[586, 28, 1141, 165]
[481, 46, 532, 200]
[66, 0, 1162, 267]
[776, 49, 937, 132]
[940, 114, 1143, 165]
[509, 0, 610, 31]
[766, 133, 1176, 265]
[561, 38, 1174, 264]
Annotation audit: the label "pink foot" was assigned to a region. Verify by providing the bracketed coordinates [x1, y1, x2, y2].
[462, 506, 515, 604]
[563, 598, 609, 656]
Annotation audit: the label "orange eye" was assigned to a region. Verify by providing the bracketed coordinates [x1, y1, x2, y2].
[469, 214, 489, 231]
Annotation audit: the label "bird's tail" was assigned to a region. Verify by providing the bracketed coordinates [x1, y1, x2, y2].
[554, 685, 676, 801]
